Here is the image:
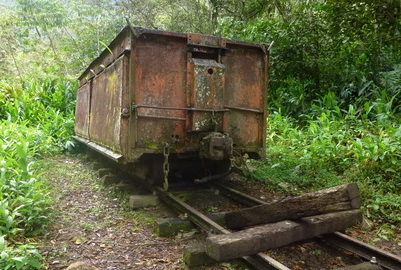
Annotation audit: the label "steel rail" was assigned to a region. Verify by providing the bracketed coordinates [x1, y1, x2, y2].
[152, 186, 290, 270]
[214, 183, 401, 270]
[211, 182, 266, 207]
[321, 232, 401, 270]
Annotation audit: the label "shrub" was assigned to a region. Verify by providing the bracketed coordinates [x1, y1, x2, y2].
[0, 78, 77, 269]
[0, 78, 77, 152]
[256, 97, 401, 223]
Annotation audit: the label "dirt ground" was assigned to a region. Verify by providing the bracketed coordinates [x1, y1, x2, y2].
[38, 154, 401, 270]
[39, 155, 248, 270]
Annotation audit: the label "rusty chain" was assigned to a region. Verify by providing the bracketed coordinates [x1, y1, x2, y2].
[163, 143, 170, 191]
[212, 110, 218, 132]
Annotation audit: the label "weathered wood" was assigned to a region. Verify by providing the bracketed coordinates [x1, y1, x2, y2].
[207, 209, 362, 261]
[225, 183, 361, 229]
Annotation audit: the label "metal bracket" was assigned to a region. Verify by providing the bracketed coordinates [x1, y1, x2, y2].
[187, 33, 226, 48]
[121, 107, 130, 118]
[163, 143, 170, 191]
[199, 132, 233, 160]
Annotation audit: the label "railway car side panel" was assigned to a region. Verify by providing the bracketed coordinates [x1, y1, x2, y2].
[75, 82, 91, 138]
[89, 55, 128, 153]
[132, 35, 187, 153]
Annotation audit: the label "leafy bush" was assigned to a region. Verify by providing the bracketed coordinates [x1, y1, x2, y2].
[0, 78, 77, 269]
[255, 94, 401, 223]
[0, 78, 77, 152]
[0, 236, 43, 270]
[1, 124, 52, 232]
[0, 121, 51, 269]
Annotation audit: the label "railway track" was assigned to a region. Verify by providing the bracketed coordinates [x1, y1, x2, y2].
[153, 185, 290, 270]
[320, 232, 401, 270]
[151, 181, 401, 270]
[90, 154, 401, 270]
[212, 182, 401, 270]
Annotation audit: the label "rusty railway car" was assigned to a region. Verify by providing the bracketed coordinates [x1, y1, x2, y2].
[74, 25, 268, 188]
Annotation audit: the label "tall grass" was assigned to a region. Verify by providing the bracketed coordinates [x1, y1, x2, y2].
[0, 78, 77, 269]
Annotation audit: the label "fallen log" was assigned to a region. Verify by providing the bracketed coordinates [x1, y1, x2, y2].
[225, 182, 361, 229]
[207, 209, 362, 261]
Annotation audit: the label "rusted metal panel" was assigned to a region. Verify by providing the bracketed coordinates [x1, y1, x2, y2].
[76, 26, 269, 163]
[189, 59, 226, 132]
[89, 54, 128, 153]
[132, 26, 263, 50]
[187, 33, 226, 48]
[118, 51, 131, 159]
[223, 45, 267, 156]
[132, 34, 187, 153]
[129, 30, 267, 158]
[74, 82, 91, 138]
[224, 47, 266, 110]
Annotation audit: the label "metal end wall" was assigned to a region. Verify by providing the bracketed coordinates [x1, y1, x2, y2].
[75, 26, 268, 163]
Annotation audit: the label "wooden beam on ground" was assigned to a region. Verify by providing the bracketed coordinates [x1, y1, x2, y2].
[206, 209, 362, 262]
[225, 183, 361, 229]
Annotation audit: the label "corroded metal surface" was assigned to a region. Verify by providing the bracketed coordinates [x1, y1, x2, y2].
[224, 45, 267, 158]
[75, 26, 268, 163]
[89, 55, 127, 153]
[132, 33, 187, 155]
[187, 33, 226, 48]
[199, 132, 233, 160]
[190, 59, 225, 132]
[75, 82, 91, 138]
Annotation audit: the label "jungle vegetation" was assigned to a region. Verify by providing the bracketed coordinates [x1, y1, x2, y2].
[0, 0, 400, 268]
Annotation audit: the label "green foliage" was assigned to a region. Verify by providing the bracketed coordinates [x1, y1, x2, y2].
[216, 0, 401, 117]
[0, 0, 399, 256]
[0, 78, 77, 152]
[0, 123, 52, 233]
[0, 78, 77, 269]
[0, 0, 124, 78]
[255, 93, 401, 223]
[0, 236, 43, 270]
[0, 121, 50, 269]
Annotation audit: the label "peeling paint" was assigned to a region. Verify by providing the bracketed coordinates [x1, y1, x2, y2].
[76, 27, 268, 163]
